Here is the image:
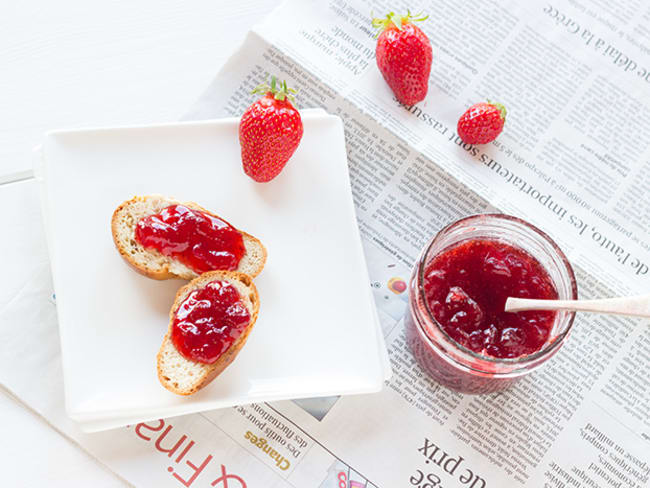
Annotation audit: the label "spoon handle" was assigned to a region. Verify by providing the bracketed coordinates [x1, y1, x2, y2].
[504, 293, 650, 318]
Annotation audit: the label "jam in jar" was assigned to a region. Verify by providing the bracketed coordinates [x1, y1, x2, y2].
[405, 214, 577, 394]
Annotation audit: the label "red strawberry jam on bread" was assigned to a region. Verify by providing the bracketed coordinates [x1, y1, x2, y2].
[112, 195, 266, 280]
[135, 204, 245, 274]
[158, 271, 260, 395]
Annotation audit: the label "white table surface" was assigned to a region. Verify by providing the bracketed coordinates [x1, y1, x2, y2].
[1, 1, 280, 485]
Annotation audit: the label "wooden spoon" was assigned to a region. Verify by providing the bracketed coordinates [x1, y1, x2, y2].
[504, 294, 650, 319]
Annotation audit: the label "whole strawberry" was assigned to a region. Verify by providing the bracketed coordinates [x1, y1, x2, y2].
[239, 77, 303, 182]
[457, 101, 507, 144]
[372, 11, 432, 106]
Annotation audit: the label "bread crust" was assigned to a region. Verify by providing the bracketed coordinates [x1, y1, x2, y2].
[157, 271, 260, 395]
[111, 195, 267, 280]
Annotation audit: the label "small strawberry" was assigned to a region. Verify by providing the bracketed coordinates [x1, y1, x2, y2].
[457, 101, 507, 145]
[239, 77, 303, 182]
[372, 11, 432, 106]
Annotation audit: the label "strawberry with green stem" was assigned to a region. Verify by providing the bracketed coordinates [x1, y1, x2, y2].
[239, 76, 303, 182]
[372, 10, 433, 105]
[457, 101, 507, 145]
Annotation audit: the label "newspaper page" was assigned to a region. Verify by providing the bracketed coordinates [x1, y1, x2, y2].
[0, 0, 648, 487]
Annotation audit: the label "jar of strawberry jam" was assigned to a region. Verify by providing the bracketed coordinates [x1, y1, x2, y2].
[405, 214, 577, 394]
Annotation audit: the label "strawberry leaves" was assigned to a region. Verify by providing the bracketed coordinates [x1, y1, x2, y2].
[252, 76, 297, 102]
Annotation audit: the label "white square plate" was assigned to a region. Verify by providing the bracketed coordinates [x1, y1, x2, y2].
[37, 112, 387, 431]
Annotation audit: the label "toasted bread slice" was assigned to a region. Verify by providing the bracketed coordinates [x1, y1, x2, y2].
[112, 195, 266, 280]
[158, 271, 260, 395]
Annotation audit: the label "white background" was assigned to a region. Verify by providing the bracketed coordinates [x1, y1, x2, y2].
[1, 1, 280, 485]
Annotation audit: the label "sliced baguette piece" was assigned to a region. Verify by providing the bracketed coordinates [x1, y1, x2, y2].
[111, 195, 266, 280]
[158, 270, 260, 395]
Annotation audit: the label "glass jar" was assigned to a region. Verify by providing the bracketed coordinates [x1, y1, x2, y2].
[405, 214, 578, 394]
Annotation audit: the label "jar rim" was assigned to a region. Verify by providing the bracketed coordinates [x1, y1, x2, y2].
[416, 213, 578, 367]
